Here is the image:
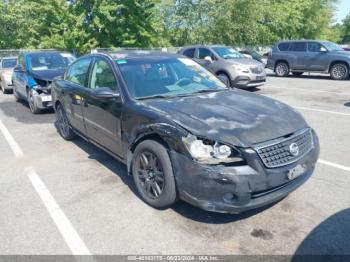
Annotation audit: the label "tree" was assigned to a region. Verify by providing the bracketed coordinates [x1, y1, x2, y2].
[341, 13, 350, 43]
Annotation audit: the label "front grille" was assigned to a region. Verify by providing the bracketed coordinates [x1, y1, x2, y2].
[255, 129, 313, 168]
[250, 66, 263, 74]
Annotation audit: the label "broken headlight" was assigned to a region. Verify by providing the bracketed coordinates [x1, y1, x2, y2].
[182, 134, 245, 164]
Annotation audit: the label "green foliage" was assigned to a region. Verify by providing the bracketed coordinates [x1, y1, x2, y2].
[0, 0, 346, 53]
[341, 13, 350, 43]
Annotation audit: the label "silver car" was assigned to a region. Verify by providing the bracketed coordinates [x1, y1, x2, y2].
[0, 56, 18, 94]
[179, 45, 266, 88]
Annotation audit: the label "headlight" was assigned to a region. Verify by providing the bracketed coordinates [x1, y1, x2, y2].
[182, 134, 245, 164]
[4, 74, 12, 83]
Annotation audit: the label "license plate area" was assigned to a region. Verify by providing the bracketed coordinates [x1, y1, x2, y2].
[256, 76, 265, 81]
[287, 164, 307, 180]
[41, 95, 52, 102]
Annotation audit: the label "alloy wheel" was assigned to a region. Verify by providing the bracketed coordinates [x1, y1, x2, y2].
[331, 64, 347, 80]
[276, 63, 289, 77]
[57, 106, 71, 138]
[135, 151, 165, 199]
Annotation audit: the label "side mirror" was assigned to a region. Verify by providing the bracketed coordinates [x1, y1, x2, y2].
[204, 56, 213, 63]
[320, 47, 328, 53]
[91, 87, 120, 99]
[14, 65, 23, 72]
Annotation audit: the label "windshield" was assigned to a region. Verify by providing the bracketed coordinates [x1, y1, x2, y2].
[61, 53, 76, 65]
[116, 57, 227, 99]
[2, 58, 17, 68]
[322, 42, 343, 51]
[29, 53, 68, 71]
[212, 47, 245, 59]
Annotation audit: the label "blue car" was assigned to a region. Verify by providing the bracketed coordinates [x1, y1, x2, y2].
[12, 51, 76, 114]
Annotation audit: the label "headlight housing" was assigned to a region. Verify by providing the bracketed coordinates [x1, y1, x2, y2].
[235, 65, 250, 73]
[182, 134, 245, 164]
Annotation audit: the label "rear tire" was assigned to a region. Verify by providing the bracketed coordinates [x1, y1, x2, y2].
[56, 103, 78, 140]
[330, 63, 349, 80]
[275, 62, 289, 77]
[132, 140, 177, 209]
[292, 72, 303, 76]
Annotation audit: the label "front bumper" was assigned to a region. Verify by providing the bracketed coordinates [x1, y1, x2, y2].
[170, 131, 320, 214]
[232, 72, 266, 88]
[1, 80, 13, 91]
[31, 89, 53, 109]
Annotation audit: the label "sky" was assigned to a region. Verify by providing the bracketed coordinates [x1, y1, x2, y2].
[335, 0, 350, 23]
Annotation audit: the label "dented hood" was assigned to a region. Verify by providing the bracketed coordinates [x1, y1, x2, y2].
[30, 69, 66, 81]
[143, 90, 308, 147]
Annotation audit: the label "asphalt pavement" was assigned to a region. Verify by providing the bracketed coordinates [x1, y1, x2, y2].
[0, 72, 349, 257]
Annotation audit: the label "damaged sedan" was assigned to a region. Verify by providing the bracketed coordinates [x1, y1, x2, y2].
[52, 51, 319, 214]
[12, 51, 76, 114]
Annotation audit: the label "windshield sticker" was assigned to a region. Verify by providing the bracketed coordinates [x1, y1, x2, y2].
[116, 59, 127, 64]
[178, 58, 198, 66]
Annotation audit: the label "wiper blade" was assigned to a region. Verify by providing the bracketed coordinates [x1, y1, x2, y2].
[137, 94, 177, 100]
[191, 89, 225, 95]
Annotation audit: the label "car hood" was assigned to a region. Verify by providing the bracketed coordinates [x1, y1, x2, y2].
[327, 50, 350, 56]
[30, 69, 66, 81]
[142, 90, 308, 147]
[226, 58, 262, 66]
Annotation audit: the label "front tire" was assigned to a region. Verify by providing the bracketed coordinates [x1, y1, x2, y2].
[330, 63, 349, 80]
[56, 103, 77, 140]
[132, 140, 177, 209]
[217, 73, 231, 87]
[27, 89, 41, 114]
[13, 86, 20, 102]
[275, 62, 289, 77]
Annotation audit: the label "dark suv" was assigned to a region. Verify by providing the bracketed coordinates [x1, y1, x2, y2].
[267, 40, 350, 80]
[52, 51, 319, 214]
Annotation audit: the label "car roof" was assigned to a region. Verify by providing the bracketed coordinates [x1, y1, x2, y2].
[0, 56, 18, 60]
[89, 51, 183, 60]
[277, 40, 329, 43]
[181, 45, 227, 49]
[21, 51, 63, 56]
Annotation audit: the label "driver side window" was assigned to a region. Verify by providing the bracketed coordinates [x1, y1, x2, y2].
[90, 59, 118, 91]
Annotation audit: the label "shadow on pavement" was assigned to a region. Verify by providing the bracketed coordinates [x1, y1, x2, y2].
[292, 208, 350, 261]
[267, 73, 331, 80]
[0, 99, 54, 124]
[344, 102, 350, 107]
[69, 135, 279, 223]
[171, 199, 280, 224]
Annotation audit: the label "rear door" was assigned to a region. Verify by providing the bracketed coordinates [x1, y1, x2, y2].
[82, 57, 123, 157]
[289, 42, 308, 70]
[196, 48, 218, 71]
[63, 57, 93, 134]
[306, 42, 329, 71]
[14, 54, 27, 97]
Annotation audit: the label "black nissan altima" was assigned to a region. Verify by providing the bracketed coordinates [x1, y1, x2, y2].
[52, 51, 319, 214]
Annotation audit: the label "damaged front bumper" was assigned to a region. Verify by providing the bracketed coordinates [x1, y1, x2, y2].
[31, 88, 53, 109]
[170, 132, 320, 214]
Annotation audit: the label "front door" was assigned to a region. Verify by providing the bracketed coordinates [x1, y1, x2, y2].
[82, 58, 123, 157]
[63, 57, 93, 134]
[306, 42, 329, 71]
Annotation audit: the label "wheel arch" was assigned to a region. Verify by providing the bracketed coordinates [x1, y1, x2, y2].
[328, 60, 350, 73]
[274, 59, 289, 71]
[126, 123, 187, 175]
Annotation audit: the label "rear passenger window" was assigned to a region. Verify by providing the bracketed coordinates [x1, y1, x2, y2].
[198, 48, 215, 60]
[278, 43, 290, 51]
[66, 58, 91, 86]
[183, 48, 195, 58]
[290, 42, 307, 52]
